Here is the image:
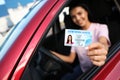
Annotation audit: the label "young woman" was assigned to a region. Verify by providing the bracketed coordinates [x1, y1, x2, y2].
[66, 35, 74, 44]
[51, 3, 110, 80]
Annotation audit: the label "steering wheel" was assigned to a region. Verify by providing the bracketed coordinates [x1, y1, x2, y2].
[38, 47, 73, 73]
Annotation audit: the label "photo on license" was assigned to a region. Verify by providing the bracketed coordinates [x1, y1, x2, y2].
[64, 29, 92, 47]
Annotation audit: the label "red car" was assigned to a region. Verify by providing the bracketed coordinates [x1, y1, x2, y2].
[0, 0, 120, 80]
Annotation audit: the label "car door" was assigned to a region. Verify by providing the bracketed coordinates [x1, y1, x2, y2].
[10, 0, 67, 80]
[4, 0, 120, 80]
[0, 0, 64, 80]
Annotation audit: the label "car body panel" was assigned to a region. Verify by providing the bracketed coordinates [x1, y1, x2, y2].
[0, 0, 120, 80]
[11, 0, 66, 80]
[0, 0, 60, 79]
[92, 48, 120, 80]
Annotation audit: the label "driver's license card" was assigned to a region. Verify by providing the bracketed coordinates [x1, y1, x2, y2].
[64, 29, 92, 47]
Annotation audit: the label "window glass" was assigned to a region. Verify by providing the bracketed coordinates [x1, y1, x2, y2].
[0, 0, 34, 46]
[0, 0, 48, 60]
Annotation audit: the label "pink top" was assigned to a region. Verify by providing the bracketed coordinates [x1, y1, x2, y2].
[71, 23, 111, 72]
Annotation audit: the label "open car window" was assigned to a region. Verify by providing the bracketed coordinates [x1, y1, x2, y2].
[21, 0, 120, 80]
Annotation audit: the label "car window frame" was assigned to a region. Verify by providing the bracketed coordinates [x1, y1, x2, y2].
[114, 0, 120, 13]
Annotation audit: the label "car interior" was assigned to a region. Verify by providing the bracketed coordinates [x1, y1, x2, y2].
[21, 0, 120, 80]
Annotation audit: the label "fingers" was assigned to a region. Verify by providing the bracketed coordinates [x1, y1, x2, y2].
[87, 42, 108, 66]
[88, 42, 105, 50]
[88, 49, 107, 56]
[92, 60, 106, 66]
[88, 52, 107, 66]
[89, 55, 107, 61]
[89, 55, 107, 66]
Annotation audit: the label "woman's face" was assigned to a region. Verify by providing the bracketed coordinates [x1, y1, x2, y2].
[68, 35, 72, 41]
[70, 6, 89, 29]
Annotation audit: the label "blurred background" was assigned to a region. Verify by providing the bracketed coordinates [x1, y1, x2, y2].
[0, 0, 34, 36]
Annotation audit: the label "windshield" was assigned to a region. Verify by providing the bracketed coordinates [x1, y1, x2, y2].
[0, 0, 48, 60]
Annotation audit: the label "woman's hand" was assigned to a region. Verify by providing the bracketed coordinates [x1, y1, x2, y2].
[87, 42, 108, 66]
